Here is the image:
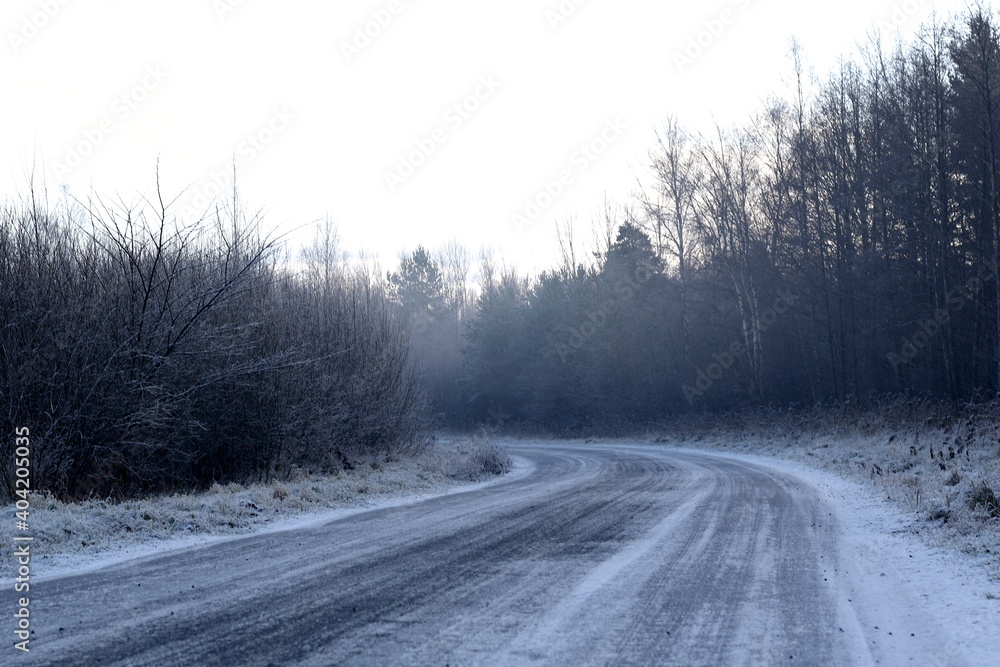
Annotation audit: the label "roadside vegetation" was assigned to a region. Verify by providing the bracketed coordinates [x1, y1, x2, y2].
[0, 435, 512, 573]
[451, 434, 514, 481]
[0, 182, 425, 502]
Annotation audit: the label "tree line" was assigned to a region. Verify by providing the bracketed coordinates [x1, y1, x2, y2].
[1, 182, 425, 501]
[393, 8, 1000, 429]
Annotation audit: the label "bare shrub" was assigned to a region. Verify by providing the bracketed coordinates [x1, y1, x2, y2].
[453, 436, 513, 481]
[0, 180, 426, 501]
[968, 482, 1000, 518]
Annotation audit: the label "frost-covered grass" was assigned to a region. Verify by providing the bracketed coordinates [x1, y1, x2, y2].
[451, 435, 514, 481]
[651, 401, 1000, 580]
[0, 438, 510, 575]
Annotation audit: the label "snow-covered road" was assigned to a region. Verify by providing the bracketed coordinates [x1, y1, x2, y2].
[16, 443, 999, 665]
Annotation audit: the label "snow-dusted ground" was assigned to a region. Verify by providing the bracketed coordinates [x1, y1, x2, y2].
[658, 445, 1000, 666]
[649, 427, 1000, 583]
[0, 438, 519, 584]
[6, 428, 998, 663]
[21, 441, 993, 665]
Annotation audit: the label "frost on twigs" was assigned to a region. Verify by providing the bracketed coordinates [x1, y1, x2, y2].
[450, 435, 514, 481]
[969, 481, 1000, 519]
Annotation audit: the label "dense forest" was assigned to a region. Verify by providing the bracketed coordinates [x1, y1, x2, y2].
[395, 9, 1000, 429]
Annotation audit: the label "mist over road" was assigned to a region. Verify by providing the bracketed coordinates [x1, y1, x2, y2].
[20, 444, 954, 665]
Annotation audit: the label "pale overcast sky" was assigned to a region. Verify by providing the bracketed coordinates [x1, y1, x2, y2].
[0, 0, 973, 274]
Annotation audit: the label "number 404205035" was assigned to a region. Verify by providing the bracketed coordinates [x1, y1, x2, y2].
[14, 427, 30, 517]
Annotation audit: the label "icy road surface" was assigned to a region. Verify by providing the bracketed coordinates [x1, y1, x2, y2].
[16, 443, 995, 665]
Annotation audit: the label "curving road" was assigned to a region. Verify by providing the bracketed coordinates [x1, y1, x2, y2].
[16, 444, 956, 665]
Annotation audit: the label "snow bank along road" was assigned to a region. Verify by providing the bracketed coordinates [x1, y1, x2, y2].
[15, 443, 986, 665]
